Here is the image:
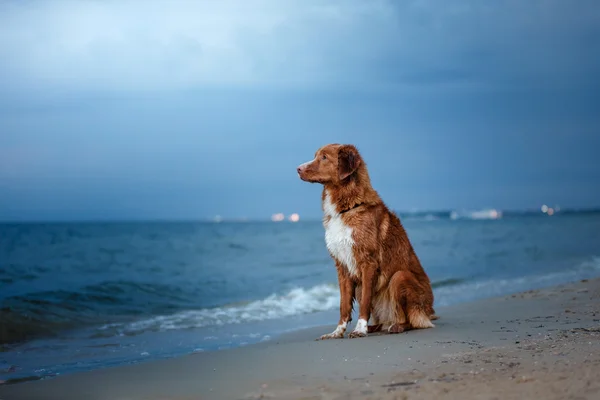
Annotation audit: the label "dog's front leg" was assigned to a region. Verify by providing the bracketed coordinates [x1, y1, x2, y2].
[349, 261, 376, 338]
[319, 263, 354, 340]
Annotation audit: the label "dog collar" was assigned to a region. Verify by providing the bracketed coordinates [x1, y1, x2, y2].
[340, 202, 364, 214]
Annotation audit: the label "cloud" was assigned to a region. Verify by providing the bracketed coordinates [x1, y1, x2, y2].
[0, 0, 393, 92]
[1, 0, 599, 95]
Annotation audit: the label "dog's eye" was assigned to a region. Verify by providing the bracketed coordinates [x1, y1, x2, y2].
[322, 155, 327, 160]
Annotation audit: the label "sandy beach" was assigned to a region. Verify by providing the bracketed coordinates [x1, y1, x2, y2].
[1, 277, 599, 400]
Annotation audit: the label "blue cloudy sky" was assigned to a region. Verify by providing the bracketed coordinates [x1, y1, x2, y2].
[1, 0, 599, 221]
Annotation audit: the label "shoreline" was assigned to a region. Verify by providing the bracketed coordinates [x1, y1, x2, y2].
[5, 263, 600, 383]
[1, 277, 599, 399]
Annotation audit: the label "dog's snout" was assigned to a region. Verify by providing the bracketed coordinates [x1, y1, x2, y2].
[297, 166, 302, 174]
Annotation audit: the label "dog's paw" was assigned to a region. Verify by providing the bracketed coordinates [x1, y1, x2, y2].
[348, 318, 368, 339]
[348, 330, 367, 339]
[316, 323, 348, 340]
[318, 332, 344, 340]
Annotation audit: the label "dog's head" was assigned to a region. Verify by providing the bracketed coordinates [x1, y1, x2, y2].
[297, 144, 362, 185]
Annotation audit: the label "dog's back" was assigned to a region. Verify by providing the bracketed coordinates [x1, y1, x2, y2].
[377, 208, 437, 327]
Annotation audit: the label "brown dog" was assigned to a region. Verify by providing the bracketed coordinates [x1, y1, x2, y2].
[297, 144, 437, 339]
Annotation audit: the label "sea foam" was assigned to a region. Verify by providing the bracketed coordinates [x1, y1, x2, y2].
[95, 256, 600, 337]
[96, 283, 340, 336]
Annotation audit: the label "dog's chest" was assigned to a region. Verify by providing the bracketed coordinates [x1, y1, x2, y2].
[323, 192, 358, 277]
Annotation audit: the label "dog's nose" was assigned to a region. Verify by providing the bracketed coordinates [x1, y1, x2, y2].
[297, 166, 302, 174]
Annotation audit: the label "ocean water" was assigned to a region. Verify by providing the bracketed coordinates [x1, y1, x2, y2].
[1, 213, 600, 382]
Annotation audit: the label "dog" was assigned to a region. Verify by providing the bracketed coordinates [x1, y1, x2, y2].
[297, 143, 437, 339]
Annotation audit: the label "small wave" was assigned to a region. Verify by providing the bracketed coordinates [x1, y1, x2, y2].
[90, 278, 464, 337]
[4, 277, 457, 344]
[434, 256, 600, 307]
[96, 279, 463, 337]
[431, 278, 465, 289]
[95, 257, 600, 337]
[0, 280, 192, 344]
[4, 257, 599, 344]
[95, 284, 340, 336]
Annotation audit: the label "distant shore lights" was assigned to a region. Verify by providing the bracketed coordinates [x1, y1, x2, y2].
[288, 213, 300, 222]
[271, 213, 285, 222]
[271, 213, 300, 222]
[541, 204, 559, 216]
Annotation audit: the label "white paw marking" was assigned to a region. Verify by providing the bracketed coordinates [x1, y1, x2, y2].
[351, 318, 368, 336]
[320, 321, 347, 339]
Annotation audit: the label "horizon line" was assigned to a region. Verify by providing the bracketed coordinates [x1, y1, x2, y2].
[1, 207, 600, 224]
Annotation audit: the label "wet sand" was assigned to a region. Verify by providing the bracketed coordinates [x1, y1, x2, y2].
[1, 278, 599, 400]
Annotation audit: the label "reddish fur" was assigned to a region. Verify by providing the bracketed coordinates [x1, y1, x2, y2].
[297, 143, 437, 338]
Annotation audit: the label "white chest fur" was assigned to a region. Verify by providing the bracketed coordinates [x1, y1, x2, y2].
[323, 191, 358, 277]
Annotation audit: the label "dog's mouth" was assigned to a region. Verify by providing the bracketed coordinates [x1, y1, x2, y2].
[299, 175, 312, 183]
[298, 172, 321, 184]
[305, 179, 323, 184]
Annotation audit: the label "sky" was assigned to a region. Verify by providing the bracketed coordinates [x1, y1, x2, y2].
[1, 0, 599, 221]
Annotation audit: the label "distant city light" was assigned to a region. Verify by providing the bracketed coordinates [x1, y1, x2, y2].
[547, 207, 555, 216]
[271, 213, 285, 222]
[541, 204, 549, 213]
[288, 213, 300, 222]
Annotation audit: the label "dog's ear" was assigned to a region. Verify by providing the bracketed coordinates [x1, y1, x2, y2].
[338, 145, 361, 181]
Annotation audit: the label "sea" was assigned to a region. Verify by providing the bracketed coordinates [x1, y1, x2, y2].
[1, 211, 600, 383]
